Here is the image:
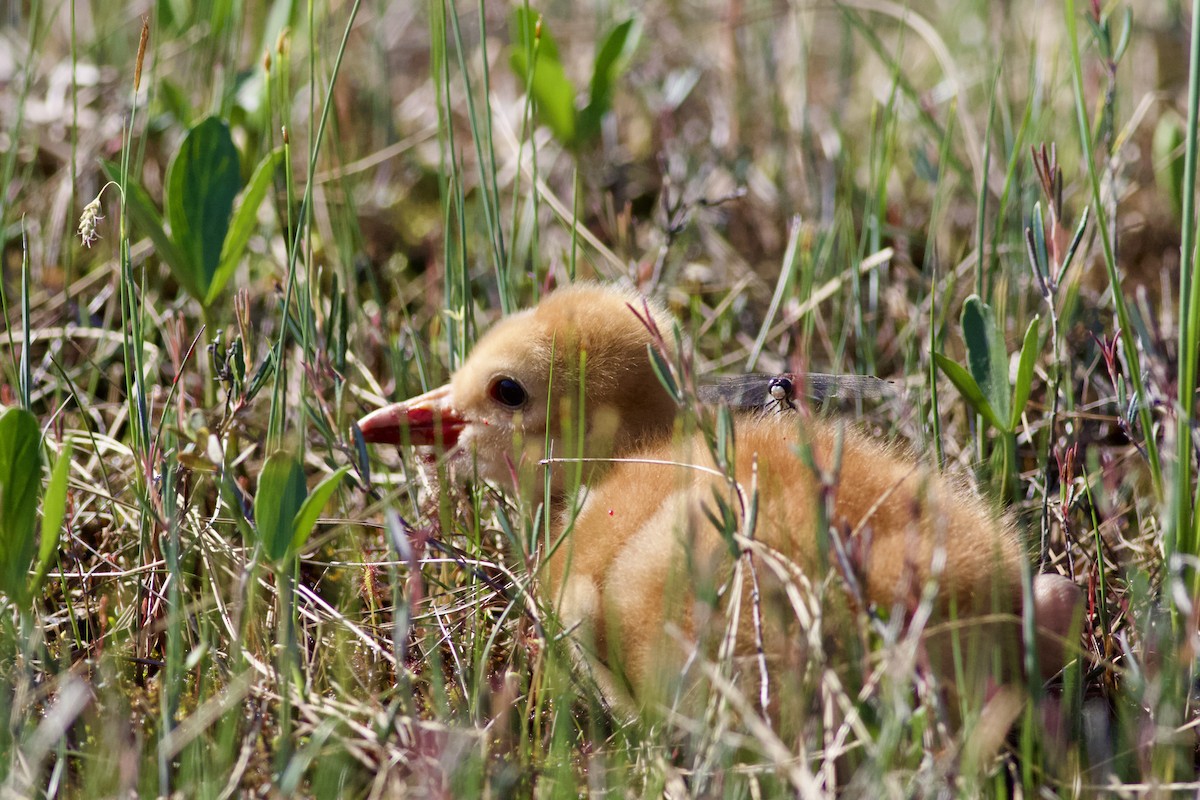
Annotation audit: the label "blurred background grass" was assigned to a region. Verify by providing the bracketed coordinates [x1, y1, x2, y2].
[0, 0, 1196, 796]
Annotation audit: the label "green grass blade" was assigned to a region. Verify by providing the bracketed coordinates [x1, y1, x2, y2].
[1175, 0, 1200, 566]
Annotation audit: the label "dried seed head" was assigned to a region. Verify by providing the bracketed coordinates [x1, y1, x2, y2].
[134, 17, 149, 93]
[77, 181, 121, 248]
[77, 196, 105, 248]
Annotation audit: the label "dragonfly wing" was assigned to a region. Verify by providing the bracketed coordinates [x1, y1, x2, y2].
[697, 373, 894, 409]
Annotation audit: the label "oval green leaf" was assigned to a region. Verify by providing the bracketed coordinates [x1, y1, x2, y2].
[1010, 316, 1041, 431]
[578, 17, 640, 144]
[254, 451, 308, 564]
[0, 408, 43, 601]
[36, 444, 73, 590]
[961, 295, 1010, 426]
[289, 466, 349, 556]
[165, 116, 243, 306]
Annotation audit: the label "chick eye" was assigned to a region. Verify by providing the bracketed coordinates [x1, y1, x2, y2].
[488, 376, 528, 409]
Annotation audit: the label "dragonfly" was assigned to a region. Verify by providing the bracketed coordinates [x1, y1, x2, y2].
[696, 373, 895, 413]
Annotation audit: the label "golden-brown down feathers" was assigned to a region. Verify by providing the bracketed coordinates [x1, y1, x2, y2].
[359, 283, 1078, 708]
[548, 417, 1024, 698]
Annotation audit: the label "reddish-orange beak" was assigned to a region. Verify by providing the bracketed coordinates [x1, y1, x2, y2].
[357, 384, 467, 448]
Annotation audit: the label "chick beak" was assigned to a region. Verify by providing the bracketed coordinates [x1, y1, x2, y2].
[357, 384, 467, 448]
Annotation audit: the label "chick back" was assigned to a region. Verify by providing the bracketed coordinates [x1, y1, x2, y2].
[544, 413, 1025, 701]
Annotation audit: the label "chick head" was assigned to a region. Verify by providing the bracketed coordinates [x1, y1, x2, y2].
[358, 284, 681, 495]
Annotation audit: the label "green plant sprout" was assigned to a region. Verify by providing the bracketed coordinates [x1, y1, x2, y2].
[935, 296, 1039, 501]
[103, 116, 281, 315]
[251, 451, 348, 776]
[253, 452, 348, 567]
[0, 408, 71, 611]
[509, 9, 640, 153]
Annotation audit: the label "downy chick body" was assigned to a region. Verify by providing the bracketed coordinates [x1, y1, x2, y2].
[359, 284, 1077, 708]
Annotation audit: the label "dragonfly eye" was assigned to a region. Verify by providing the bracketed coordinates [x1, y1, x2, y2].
[768, 377, 794, 403]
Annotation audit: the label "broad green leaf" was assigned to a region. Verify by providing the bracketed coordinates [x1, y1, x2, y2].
[289, 466, 349, 555]
[961, 295, 1010, 427]
[588, 18, 639, 107]
[578, 18, 640, 144]
[510, 9, 578, 146]
[209, 147, 283, 306]
[254, 452, 308, 564]
[37, 444, 72, 583]
[165, 116, 243, 306]
[1010, 317, 1041, 430]
[0, 408, 42, 601]
[101, 161, 193, 293]
[934, 353, 1005, 431]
